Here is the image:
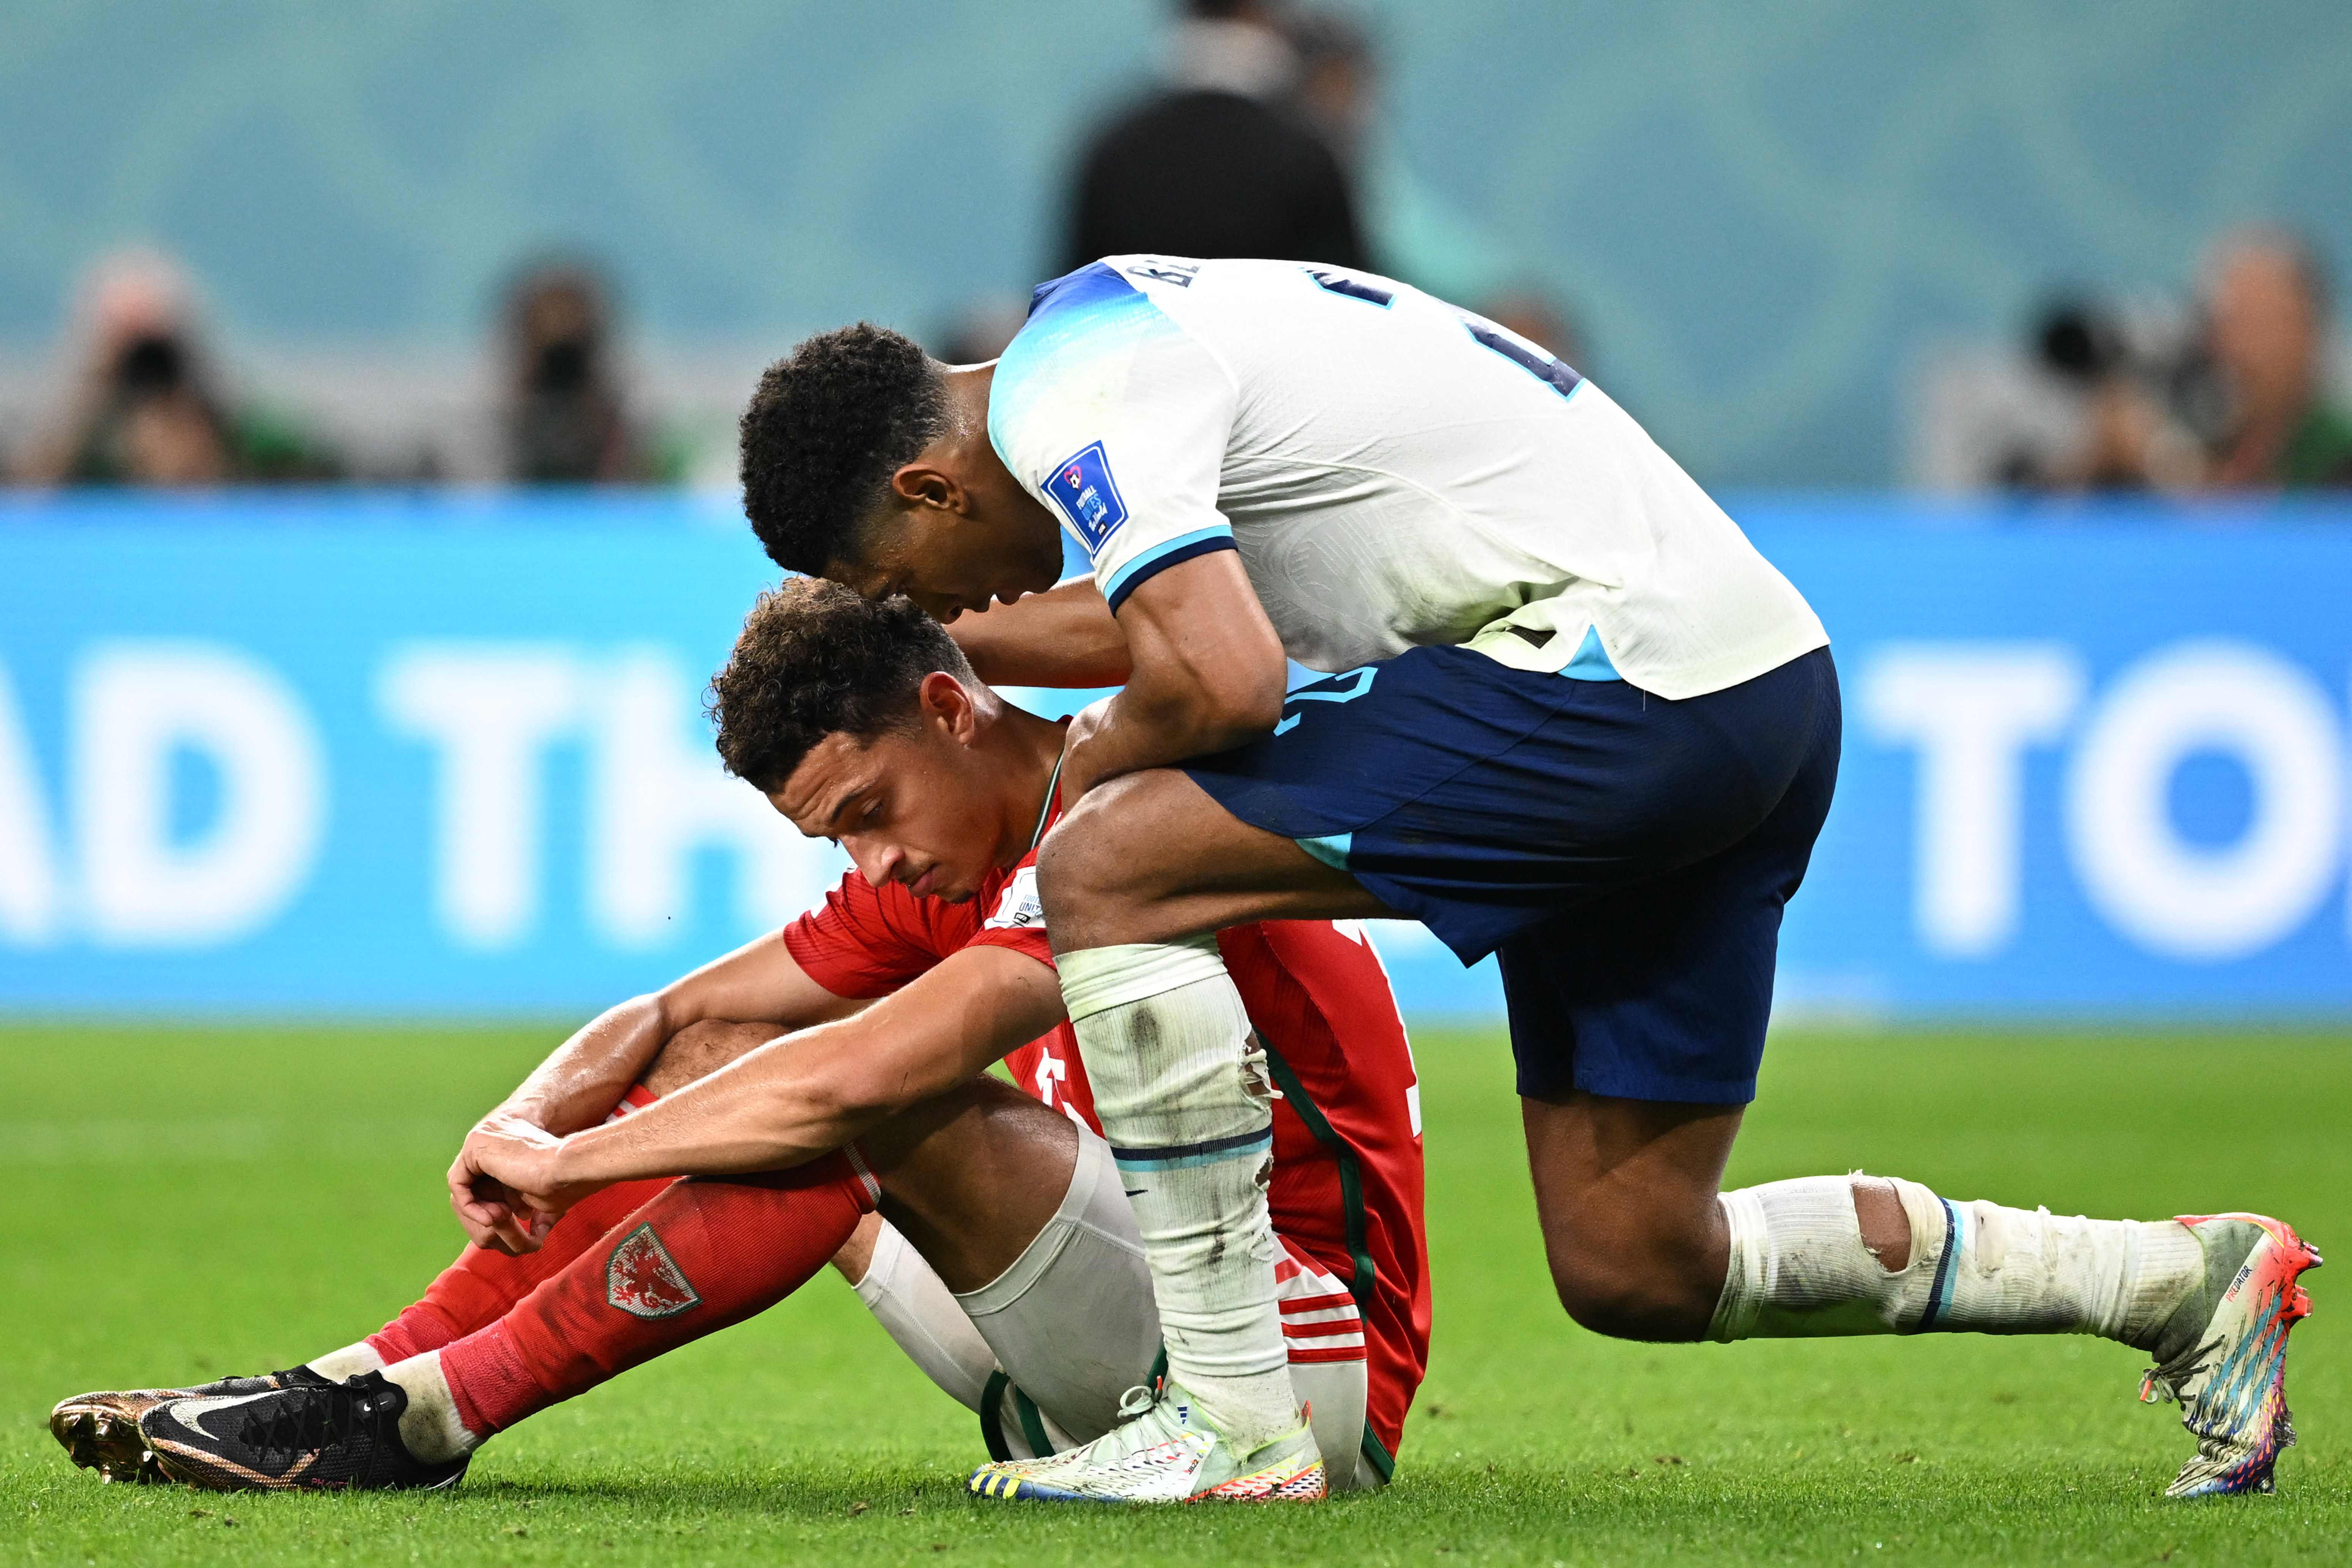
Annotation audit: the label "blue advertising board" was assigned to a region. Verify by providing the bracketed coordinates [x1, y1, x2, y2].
[2, 493, 2348, 1018]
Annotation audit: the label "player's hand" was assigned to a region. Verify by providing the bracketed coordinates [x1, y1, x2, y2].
[448, 1111, 576, 1253]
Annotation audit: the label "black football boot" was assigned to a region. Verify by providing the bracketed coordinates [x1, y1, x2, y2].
[139, 1370, 468, 1491]
[52, 1366, 335, 1484]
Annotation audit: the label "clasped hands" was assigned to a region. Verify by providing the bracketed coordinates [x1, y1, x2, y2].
[446, 1110, 610, 1255]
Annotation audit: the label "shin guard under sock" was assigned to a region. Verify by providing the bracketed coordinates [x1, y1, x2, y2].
[356, 1084, 671, 1368]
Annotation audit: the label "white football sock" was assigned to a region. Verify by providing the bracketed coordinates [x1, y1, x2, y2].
[305, 1341, 385, 1381]
[1059, 937, 1296, 1449]
[1710, 1174, 2203, 1347]
[850, 1219, 1000, 1412]
[379, 1351, 480, 1464]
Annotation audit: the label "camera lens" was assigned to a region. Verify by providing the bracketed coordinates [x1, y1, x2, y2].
[116, 334, 186, 393]
[531, 338, 590, 394]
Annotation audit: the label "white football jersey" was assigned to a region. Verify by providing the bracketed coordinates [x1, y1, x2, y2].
[986, 255, 1827, 699]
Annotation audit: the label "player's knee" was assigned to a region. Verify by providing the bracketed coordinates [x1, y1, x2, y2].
[643, 1018, 775, 1095]
[1031, 822, 1097, 921]
[1034, 787, 1138, 928]
[1544, 1244, 1663, 1339]
[1541, 1221, 1716, 1342]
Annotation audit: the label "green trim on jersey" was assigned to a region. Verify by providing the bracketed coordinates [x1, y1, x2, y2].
[1259, 1038, 1377, 1310]
[1260, 1035, 1394, 1479]
[1360, 1424, 1398, 1485]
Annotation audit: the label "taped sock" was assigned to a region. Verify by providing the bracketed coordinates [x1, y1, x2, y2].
[1059, 937, 1295, 1448]
[1710, 1174, 2204, 1344]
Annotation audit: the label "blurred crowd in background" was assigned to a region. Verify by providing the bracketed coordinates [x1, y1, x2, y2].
[1921, 226, 2352, 492]
[3, 249, 681, 488]
[0, 0, 2344, 496]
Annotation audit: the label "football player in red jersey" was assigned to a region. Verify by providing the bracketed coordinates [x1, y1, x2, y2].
[55, 578, 1427, 1501]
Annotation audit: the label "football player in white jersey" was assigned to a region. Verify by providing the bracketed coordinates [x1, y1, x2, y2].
[734, 256, 2317, 1503]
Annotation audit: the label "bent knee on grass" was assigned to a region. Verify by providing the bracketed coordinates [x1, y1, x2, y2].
[1522, 1092, 1747, 1340]
[1541, 1220, 1724, 1342]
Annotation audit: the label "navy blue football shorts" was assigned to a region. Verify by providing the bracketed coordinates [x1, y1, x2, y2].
[1179, 644, 1840, 1106]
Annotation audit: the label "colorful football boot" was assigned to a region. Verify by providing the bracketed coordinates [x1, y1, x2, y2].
[967, 1381, 1325, 1503]
[51, 1366, 333, 1484]
[140, 1370, 468, 1492]
[2137, 1212, 2321, 1497]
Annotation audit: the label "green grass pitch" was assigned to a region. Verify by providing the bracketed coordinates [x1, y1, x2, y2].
[3, 1020, 2346, 1565]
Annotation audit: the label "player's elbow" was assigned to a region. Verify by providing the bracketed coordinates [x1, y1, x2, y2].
[1188, 658, 1287, 743]
[811, 1054, 937, 1126]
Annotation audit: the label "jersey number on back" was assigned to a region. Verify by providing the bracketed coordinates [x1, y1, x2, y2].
[1305, 269, 1584, 400]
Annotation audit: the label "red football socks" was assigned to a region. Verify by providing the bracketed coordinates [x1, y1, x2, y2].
[365, 1084, 671, 1364]
[364, 1178, 673, 1364]
[436, 1152, 877, 1438]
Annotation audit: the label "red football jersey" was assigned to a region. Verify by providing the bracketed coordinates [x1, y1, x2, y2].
[781, 802, 1430, 1470]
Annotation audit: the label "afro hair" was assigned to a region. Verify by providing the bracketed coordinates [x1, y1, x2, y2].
[738, 323, 948, 575]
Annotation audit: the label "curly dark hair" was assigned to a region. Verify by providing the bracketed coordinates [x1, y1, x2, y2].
[707, 577, 973, 793]
[738, 324, 948, 575]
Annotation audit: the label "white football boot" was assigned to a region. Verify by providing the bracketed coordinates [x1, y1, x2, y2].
[967, 1381, 1326, 1503]
[2137, 1212, 2322, 1498]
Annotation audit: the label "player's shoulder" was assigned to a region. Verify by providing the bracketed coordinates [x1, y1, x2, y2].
[1010, 258, 1185, 349]
[989, 259, 1238, 473]
[1007, 255, 1307, 356]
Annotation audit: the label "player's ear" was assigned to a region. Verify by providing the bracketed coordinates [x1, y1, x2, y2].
[889, 460, 963, 514]
[916, 670, 980, 743]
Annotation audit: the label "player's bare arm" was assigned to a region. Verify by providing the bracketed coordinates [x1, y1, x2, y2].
[468, 931, 858, 1140]
[1058, 550, 1285, 800]
[446, 929, 867, 1250]
[462, 943, 1064, 1214]
[946, 574, 1130, 688]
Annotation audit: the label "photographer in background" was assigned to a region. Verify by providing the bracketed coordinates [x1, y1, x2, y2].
[2022, 228, 2350, 494]
[2024, 294, 2215, 492]
[14, 250, 339, 488]
[2203, 228, 2352, 489]
[499, 261, 672, 485]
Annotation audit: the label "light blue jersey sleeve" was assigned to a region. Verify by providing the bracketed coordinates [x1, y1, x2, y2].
[988, 259, 1239, 613]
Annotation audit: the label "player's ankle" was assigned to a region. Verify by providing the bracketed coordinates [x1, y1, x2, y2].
[305, 1341, 386, 1382]
[381, 1353, 484, 1464]
[1177, 1368, 1303, 1450]
[2118, 1219, 2205, 1350]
